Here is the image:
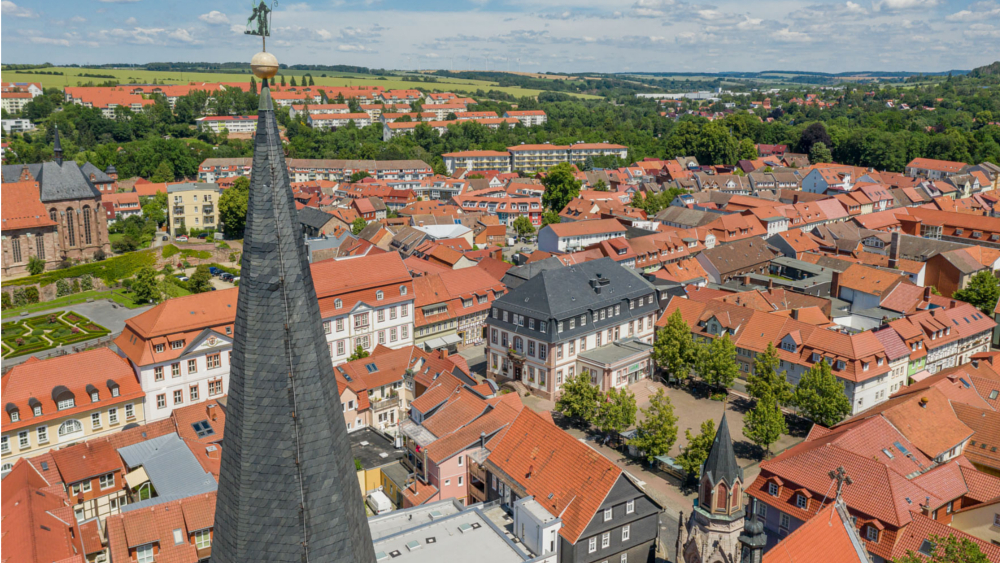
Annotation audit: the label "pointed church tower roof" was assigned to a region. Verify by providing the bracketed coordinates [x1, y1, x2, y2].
[701, 414, 742, 487]
[212, 80, 377, 563]
[53, 125, 63, 165]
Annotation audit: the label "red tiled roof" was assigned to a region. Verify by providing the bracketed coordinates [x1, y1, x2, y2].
[1, 181, 57, 230]
[906, 158, 967, 174]
[486, 408, 622, 544]
[546, 218, 626, 237]
[2, 348, 144, 432]
[106, 492, 217, 563]
[762, 501, 867, 563]
[1, 459, 84, 563]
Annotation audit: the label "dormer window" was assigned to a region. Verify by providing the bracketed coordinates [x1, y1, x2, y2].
[400, 285, 408, 296]
[811, 352, 820, 363]
[171, 340, 184, 350]
[376, 290, 384, 301]
[9, 409, 19, 422]
[335, 298, 343, 309]
[91, 391, 99, 402]
[877, 358, 884, 366]
[866, 527, 879, 542]
[33, 405, 41, 417]
[862, 362, 869, 372]
[155, 344, 165, 353]
[768, 482, 779, 496]
[58, 398, 75, 410]
[796, 494, 808, 509]
[836, 360, 846, 371]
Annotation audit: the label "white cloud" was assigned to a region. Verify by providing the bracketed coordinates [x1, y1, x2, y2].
[30, 36, 71, 46]
[874, 0, 939, 11]
[1, 1, 38, 18]
[98, 0, 140, 3]
[630, 0, 678, 18]
[736, 15, 763, 29]
[198, 11, 230, 25]
[107, 27, 165, 44]
[124, 17, 138, 25]
[70, 16, 86, 23]
[315, 29, 333, 39]
[946, 1, 1000, 21]
[230, 24, 245, 34]
[337, 44, 373, 52]
[773, 28, 813, 42]
[168, 28, 200, 43]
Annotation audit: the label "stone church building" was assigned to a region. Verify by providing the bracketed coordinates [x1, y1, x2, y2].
[1, 129, 114, 278]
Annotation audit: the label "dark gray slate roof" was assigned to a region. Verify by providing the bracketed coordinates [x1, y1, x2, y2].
[212, 82, 377, 563]
[1, 161, 102, 202]
[79, 161, 114, 184]
[501, 256, 566, 289]
[298, 205, 336, 230]
[701, 414, 743, 488]
[118, 433, 217, 512]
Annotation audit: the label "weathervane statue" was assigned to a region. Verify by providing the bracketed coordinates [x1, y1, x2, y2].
[247, 0, 279, 81]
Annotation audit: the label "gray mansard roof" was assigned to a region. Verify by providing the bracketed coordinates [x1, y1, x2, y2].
[491, 258, 658, 343]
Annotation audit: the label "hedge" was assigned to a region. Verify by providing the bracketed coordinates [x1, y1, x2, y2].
[162, 244, 212, 260]
[4, 249, 158, 287]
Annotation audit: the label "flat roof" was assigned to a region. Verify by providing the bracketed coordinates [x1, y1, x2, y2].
[368, 500, 536, 563]
[577, 337, 652, 367]
[166, 182, 220, 193]
[349, 427, 406, 470]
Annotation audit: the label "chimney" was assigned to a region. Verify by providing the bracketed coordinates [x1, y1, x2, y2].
[439, 349, 449, 360]
[949, 299, 958, 309]
[206, 445, 220, 459]
[768, 278, 774, 290]
[919, 396, 929, 408]
[972, 358, 980, 368]
[889, 231, 901, 269]
[526, 464, 533, 479]
[923, 286, 932, 301]
[743, 275, 751, 286]
[791, 309, 799, 320]
[830, 271, 841, 298]
[480, 431, 486, 449]
[207, 403, 217, 421]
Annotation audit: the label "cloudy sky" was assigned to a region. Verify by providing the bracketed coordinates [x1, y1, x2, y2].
[2, 0, 998, 73]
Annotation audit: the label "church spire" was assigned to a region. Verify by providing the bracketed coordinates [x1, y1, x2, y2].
[53, 125, 63, 165]
[211, 78, 377, 563]
[701, 413, 743, 489]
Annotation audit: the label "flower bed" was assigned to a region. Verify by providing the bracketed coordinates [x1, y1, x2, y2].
[1, 311, 111, 358]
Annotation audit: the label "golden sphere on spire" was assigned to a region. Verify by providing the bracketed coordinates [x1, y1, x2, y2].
[251, 51, 279, 80]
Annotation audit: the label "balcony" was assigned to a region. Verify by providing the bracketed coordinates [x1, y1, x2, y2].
[372, 396, 401, 411]
[173, 207, 185, 215]
[202, 205, 214, 214]
[506, 348, 526, 363]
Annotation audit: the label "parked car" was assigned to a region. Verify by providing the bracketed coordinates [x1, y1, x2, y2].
[176, 235, 189, 242]
[175, 275, 190, 282]
[197, 233, 209, 239]
[162, 235, 169, 241]
[220, 273, 234, 282]
[209, 267, 220, 276]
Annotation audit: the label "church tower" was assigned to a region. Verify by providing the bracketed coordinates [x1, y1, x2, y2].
[679, 414, 746, 563]
[210, 50, 377, 563]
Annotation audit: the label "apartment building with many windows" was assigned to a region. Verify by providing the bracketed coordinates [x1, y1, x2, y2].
[1, 349, 145, 471]
[442, 150, 513, 174]
[114, 290, 237, 422]
[485, 258, 659, 400]
[166, 182, 221, 236]
[313, 253, 416, 365]
[195, 115, 257, 134]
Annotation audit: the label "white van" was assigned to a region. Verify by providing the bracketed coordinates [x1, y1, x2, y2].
[367, 489, 393, 515]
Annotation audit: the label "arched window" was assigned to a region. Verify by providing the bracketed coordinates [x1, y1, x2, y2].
[376, 290, 384, 301]
[335, 298, 343, 309]
[731, 482, 741, 508]
[82, 206, 93, 245]
[49, 209, 58, 223]
[35, 234, 45, 260]
[58, 419, 83, 436]
[400, 285, 407, 295]
[65, 208, 76, 246]
[715, 483, 728, 512]
[513, 337, 523, 352]
[11, 236, 22, 263]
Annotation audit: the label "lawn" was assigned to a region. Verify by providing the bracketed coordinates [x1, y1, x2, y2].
[1, 67, 601, 99]
[1, 289, 142, 319]
[1, 311, 111, 358]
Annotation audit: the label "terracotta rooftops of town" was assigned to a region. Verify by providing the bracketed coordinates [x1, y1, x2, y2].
[761, 500, 868, 563]
[486, 408, 623, 544]
[310, 251, 412, 300]
[837, 263, 910, 297]
[106, 492, 218, 563]
[1, 459, 83, 563]
[546, 218, 626, 237]
[422, 393, 524, 464]
[907, 157, 968, 174]
[2, 349, 144, 432]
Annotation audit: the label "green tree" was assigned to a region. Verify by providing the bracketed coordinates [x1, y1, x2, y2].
[132, 266, 160, 304]
[953, 270, 1000, 315]
[743, 396, 787, 458]
[280, 75, 286, 87]
[747, 342, 793, 405]
[188, 265, 214, 293]
[809, 141, 833, 164]
[793, 360, 852, 427]
[512, 216, 535, 238]
[676, 419, 715, 480]
[219, 176, 249, 238]
[895, 534, 990, 563]
[290, 76, 297, 87]
[26, 256, 45, 276]
[541, 162, 582, 212]
[737, 138, 758, 161]
[694, 334, 740, 393]
[347, 345, 370, 361]
[595, 387, 637, 436]
[556, 372, 602, 424]
[351, 217, 367, 235]
[653, 310, 695, 383]
[593, 179, 609, 191]
[350, 171, 371, 182]
[150, 160, 174, 183]
[628, 389, 678, 463]
[141, 192, 167, 226]
[541, 210, 561, 227]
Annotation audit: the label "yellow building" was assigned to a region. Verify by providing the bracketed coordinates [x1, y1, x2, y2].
[167, 182, 222, 236]
[1, 349, 146, 473]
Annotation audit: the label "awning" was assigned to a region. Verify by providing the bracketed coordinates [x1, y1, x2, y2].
[124, 467, 149, 489]
[421, 334, 462, 351]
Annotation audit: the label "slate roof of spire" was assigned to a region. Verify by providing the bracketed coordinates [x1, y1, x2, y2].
[701, 414, 743, 487]
[212, 80, 376, 563]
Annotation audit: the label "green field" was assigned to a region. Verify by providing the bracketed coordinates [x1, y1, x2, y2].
[1, 67, 600, 99]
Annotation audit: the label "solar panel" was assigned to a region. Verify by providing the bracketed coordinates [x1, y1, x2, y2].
[893, 441, 911, 456]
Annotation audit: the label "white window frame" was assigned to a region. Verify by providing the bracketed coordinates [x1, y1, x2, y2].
[622, 524, 630, 541]
[588, 537, 597, 553]
[601, 532, 610, 548]
[626, 500, 634, 514]
[604, 507, 612, 521]
[136, 543, 155, 563]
